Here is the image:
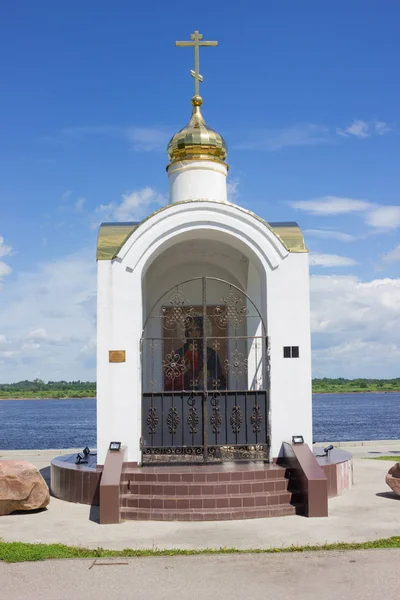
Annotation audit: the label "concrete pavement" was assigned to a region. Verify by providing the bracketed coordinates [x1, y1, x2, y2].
[1, 550, 400, 600]
[0, 443, 399, 551]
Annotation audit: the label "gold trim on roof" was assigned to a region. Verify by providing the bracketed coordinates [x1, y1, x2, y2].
[269, 222, 307, 253]
[96, 204, 307, 261]
[96, 222, 139, 260]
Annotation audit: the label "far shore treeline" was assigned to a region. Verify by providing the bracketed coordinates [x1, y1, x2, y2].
[0, 378, 399, 399]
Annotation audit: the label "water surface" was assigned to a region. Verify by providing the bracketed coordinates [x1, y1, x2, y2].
[0, 393, 399, 449]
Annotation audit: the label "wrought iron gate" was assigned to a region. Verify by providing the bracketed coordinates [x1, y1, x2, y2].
[141, 277, 269, 463]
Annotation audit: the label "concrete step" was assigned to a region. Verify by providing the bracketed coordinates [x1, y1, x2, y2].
[120, 491, 293, 510]
[120, 504, 297, 521]
[120, 477, 289, 496]
[121, 463, 287, 484]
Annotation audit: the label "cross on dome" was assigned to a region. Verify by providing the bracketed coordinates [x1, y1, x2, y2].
[175, 30, 218, 98]
[168, 30, 227, 167]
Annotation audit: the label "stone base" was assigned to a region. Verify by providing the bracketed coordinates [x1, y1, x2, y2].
[51, 453, 102, 505]
[314, 448, 353, 497]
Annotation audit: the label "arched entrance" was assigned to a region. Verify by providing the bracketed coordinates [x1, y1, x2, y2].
[141, 277, 269, 463]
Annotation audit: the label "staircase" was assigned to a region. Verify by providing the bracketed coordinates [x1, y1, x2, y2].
[119, 462, 301, 521]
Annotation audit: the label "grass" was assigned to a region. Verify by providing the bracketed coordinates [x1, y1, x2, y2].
[365, 456, 400, 461]
[1, 537, 400, 563]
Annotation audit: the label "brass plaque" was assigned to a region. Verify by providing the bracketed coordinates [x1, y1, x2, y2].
[109, 350, 126, 363]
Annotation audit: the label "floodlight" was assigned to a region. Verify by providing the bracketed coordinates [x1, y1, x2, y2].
[292, 435, 304, 445]
[109, 441, 121, 452]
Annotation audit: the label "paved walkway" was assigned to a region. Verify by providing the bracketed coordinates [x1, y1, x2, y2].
[0, 442, 399, 551]
[1, 550, 400, 600]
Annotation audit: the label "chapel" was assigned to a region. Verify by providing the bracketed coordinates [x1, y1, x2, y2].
[52, 31, 354, 523]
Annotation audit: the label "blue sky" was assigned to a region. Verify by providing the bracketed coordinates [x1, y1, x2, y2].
[0, 1, 399, 381]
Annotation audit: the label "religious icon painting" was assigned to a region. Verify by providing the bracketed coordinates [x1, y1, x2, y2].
[162, 306, 228, 392]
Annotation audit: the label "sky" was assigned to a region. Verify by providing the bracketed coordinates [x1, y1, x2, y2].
[0, 1, 399, 382]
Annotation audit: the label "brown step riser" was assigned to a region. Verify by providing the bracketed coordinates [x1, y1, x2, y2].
[120, 493, 292, 510]
[120, 479, 289, 496]
[121, 471, 287, 484]
[120, 507, 296, 521]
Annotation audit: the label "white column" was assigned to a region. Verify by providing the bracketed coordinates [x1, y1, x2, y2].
[168, 160, 228, 204]
[96, 262, 143, 465]
[266, 253, 313, 458]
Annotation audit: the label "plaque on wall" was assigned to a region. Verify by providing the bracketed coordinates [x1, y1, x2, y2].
[109, 350, 126, 363]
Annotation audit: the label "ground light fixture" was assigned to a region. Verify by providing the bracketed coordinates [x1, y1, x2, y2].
[109, 441, 122, 451]
[323, 444, 334, 456]
[292, 435, 304, 444]
[75, 446, 91, 464]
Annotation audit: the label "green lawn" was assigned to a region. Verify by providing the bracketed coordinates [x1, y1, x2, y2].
[365, 456, 400, 461]
[1, 537, 400, 563]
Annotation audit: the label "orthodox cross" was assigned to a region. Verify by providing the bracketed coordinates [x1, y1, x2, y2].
[175, 30, 218, 97]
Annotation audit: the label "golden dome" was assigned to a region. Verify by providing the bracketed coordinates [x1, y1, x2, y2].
[167, 96, 228, 166]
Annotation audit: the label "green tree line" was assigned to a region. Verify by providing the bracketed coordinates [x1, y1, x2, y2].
[0, 378, 399, 398]
[0, 379, 96, 399]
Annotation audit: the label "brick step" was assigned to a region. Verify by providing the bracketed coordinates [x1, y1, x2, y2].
[120, 477, 289, 496]
[120, 504, 297, 521]
[120, 491, 292, 510]
[121, 465, 287, 484]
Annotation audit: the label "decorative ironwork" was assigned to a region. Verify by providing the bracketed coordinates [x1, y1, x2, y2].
[207, 444, 269, 461]
[147, 407, 159, 435]
[224, 348, 248, 379]
[213, 289, 247, 330]
[250, 404, 263, 434]
[230, 405, 243, 434]
[167, 406, 180, 434]
[142, 277, 269, 463]
[143, 446, 203, 456]
[210, 394, 222, 434]
[187, 405, 199, 434]
[212, 378, 221, 390]
[163, 351, 187, 381]
[161, 289, 195, 330]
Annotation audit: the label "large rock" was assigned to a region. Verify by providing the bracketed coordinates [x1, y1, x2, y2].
[0, 460, 50, 516]
[386, 462, 400, 496]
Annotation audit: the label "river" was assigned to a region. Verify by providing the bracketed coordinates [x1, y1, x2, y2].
[0, 392, 399, 450]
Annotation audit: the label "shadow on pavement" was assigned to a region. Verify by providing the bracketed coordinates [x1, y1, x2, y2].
[376, 491, 400, 501]
[40, 466, 50, 486]
[89, 504, 100, 524]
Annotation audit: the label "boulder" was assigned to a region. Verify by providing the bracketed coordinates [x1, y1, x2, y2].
[385, 462, 400, 496]
[0, 460, 50, 516]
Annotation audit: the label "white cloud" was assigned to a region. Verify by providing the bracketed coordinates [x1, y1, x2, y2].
[292, 197, 400, 231]
[337, 119, 370, 138]
[365, 206, 400, 229]
[0, 248, 96, 382]
[75, 197, 86, 212]
[227, 178, 240, 203]
[0, 236, 12, 285]
[126, 127, 171, 152]
[235, 123, 329, 151]
[59, 190, 73, 203]
[0, 236, 12, 258]
[0, 262, 12, 279]
[61, 125, 170, 152]
[382, 244, 400, 263]
[291, 196, 372, 215]
[336, 119, 391, 138]
[97, 187, 166, 222]
[304, 229, 355, 242]
[309, 253, 358, 267]
[311, 275, 400, 377]
[374, 120, 391, 135]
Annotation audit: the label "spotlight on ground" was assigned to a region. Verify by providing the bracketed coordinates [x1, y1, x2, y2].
[323, 444, 334, 457]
